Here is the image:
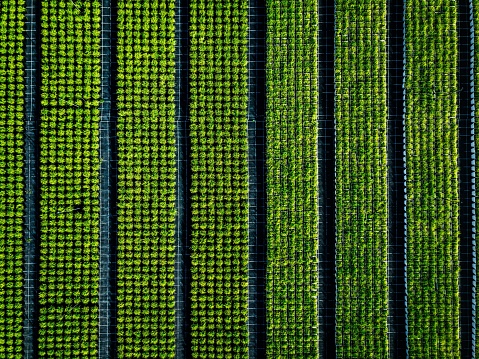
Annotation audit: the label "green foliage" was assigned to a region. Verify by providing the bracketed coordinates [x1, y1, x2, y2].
[265, 0, 319, 357]
[116, 1, 176, 358]
[334, 1, 389, 357]
[38, 1, 101, 357]
[0, 0, 25, 357]
[405, 1, 460, 357]
[475, 0, 479, 356]
[189, 0, 249, 357]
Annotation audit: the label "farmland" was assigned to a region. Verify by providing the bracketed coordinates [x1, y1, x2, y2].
[0, 0, 478, 358]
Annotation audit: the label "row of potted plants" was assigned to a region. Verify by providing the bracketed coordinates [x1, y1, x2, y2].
[405, 1, 461, 357]
[189, 0, 249, 358]
[334, 1, 389, 357]
[265, 0, 319, 357]
[0, 0, 24, 357]
[116, 1, 177, 358]
[38, 1, 101, 357]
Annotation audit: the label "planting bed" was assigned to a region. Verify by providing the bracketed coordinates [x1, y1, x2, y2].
[335, 0, 389, 357]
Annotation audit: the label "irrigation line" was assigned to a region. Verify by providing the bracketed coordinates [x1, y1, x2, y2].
[23, 0, 41, 357]
[402, 0, 410, 355]
[333, 0, 339, 355]
[174, 0, 191, 357]
[247, 1, 267, 358]
[99, 0, 117, 357]
[469, 0, 477, 356]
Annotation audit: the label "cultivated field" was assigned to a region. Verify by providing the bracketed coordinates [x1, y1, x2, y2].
[0, 0, 478, 358]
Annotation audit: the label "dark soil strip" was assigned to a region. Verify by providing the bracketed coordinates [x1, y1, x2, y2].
[386, 0, 408, 357]
[99, 0, 118, 357]
[458, 0, 476, 357]
[174, 0, 191, 357]
[247, 0, 267, 358]
[23, 0, 41, 357]
[317, 0, 335, 357]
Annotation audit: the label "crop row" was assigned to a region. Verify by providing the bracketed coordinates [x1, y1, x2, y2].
[265, 0, 319, 357]
[474, 0, 479, 355]
[189, 0, 249, 358]
[38, 1, 101, 357]
[116, 1, 176, 358]
[0, 0, 24, 357]
[334, 1, 389, 357]
[405, 1, 461, 357]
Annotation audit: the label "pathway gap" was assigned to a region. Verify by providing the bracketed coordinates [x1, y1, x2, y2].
[458, 0, 476, 356]
[318, 0, 336, 356]
[387, 0, 408, 357]
[247, 0, 267, 358]
[99, 0, 118, 356]
[175, 0, 191, 357]
[23, 0, 41, 357]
